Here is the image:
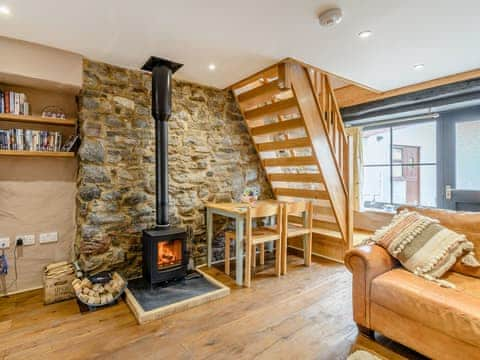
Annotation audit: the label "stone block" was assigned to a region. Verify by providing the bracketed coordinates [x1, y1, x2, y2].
[79, 185, 101, 201]
[81, 165, 111, 183]
[79, 139, 105, 163]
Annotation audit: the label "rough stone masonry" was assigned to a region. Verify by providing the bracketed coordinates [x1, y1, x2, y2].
[76, 59, 271, 278]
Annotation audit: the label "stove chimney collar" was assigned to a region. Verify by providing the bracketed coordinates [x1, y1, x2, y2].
[141, 56, 183, 73]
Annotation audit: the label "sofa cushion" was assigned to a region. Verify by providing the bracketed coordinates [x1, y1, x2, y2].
[371, 210, 478, 285]
[399, 206, 480, 278]
[371, 268, 480, 348]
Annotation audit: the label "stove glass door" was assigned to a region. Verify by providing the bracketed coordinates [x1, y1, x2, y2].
[157, 239, 183, 270]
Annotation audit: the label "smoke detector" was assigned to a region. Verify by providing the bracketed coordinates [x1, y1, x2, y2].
[318, 8, 343, 28]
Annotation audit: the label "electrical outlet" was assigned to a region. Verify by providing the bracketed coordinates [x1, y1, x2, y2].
[39, 232, 58, 244]
[16, 234, 35, 246]
[0, 237, 10, 249]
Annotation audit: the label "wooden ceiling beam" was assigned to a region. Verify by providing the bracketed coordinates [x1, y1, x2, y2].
[341, 77, 480, 122]
[336, 68, 480, 108]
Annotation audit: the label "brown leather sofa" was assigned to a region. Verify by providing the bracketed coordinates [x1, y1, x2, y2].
[345, 207, 480, 360]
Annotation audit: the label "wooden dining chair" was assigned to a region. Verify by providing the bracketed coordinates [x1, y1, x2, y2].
[281, 201, 313, 275]
[225, 202, 283, 287]
[224, 231, 266, 276]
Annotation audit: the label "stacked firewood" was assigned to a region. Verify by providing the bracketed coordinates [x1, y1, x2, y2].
[72, 272, 125, 306]
[45, 261, 75, 279]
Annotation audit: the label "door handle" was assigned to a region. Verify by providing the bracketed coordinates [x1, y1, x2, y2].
[445, 185, 452, 200]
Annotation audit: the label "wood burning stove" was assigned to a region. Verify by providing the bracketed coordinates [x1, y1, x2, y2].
[141, 56, 188, 286]
[142, 228, 188, 284]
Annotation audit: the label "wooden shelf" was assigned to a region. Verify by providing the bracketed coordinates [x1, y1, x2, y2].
[0, 113, 76, 126]
[0, 150, 75, 158]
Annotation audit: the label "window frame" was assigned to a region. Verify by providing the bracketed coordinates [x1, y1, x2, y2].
[361, 119, 439, 210]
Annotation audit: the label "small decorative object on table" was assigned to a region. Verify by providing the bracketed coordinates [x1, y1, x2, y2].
[41, 105, 66, 119]
[43, 261, 76, 305]
[73, 271, 127, 312]
[240, 186, 259, 205]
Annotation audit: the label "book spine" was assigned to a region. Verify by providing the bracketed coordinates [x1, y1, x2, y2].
[5, 92, 9, 113]
[0, 130, 6, 149]
[10, 92, 14, 114]
[19, 93, 25, 115]
[14, 93, 20, 115]
[10, 128, 15, 150]
[32, 131, 38, 151]
[25, 130, 32, 151]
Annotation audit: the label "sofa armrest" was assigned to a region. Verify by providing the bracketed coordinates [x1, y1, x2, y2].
[344, 245, 397, 328]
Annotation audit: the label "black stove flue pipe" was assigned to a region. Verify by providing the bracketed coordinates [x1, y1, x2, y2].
[142, 57, 183, 228]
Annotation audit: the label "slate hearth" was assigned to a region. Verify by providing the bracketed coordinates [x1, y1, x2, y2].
[124, 269, 229, 324]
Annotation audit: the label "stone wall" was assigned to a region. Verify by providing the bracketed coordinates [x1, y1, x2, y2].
[76, 59, 271, 277]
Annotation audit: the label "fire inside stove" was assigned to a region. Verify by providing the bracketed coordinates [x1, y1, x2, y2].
[157, 239, 183, 269]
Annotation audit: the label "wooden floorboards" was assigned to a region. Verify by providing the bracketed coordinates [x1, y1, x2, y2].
[0, 256, 423, 360]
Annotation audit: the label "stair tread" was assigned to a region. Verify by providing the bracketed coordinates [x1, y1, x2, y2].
[268, 173, 323, 183]
[313, 214, 337, 223]
[263, 156, 317, 167]
[238, 80, 285, 108]
[244, 97, 298, 121]
[231, 65, 278, 91]
[274, 188, 329, 200]
[257, 137, 310, 152]
[250, 118, 304, 136]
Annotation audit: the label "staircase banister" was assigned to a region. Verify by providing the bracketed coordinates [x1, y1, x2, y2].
[302, 68, 348, 197]
[324, 75, 348, 141]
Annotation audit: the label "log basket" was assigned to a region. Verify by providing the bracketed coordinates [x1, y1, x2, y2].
[73, 272, 127, 312]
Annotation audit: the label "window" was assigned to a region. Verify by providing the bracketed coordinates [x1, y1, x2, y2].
[361, 121, 437, 211]
[455, 119, 480, 190]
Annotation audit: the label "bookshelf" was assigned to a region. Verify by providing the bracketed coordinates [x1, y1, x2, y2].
[0, 113, 76, 126]
[0, 83, 78, 157]
[0, 150, 75, 158]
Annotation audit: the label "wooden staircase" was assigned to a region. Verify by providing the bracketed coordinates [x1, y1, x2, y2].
[230, 59, 356, 261]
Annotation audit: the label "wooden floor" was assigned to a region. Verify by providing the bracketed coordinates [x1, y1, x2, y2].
[0, 256, 424, 360]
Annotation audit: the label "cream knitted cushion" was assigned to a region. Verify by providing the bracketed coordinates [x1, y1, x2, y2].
[371, 210, 480, 287]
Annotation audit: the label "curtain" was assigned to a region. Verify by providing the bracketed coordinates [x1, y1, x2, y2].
[345, 126, 363, 211]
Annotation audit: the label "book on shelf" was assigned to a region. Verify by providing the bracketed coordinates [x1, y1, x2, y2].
[0, 128, 65, 152]
[0, 89, 30, 115]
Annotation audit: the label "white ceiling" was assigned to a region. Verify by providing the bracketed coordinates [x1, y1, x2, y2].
[1, 0, 479, 91]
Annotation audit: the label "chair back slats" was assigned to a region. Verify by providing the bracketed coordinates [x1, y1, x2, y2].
[285, 201, 308, 215]
[249, 202, 282, 218]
